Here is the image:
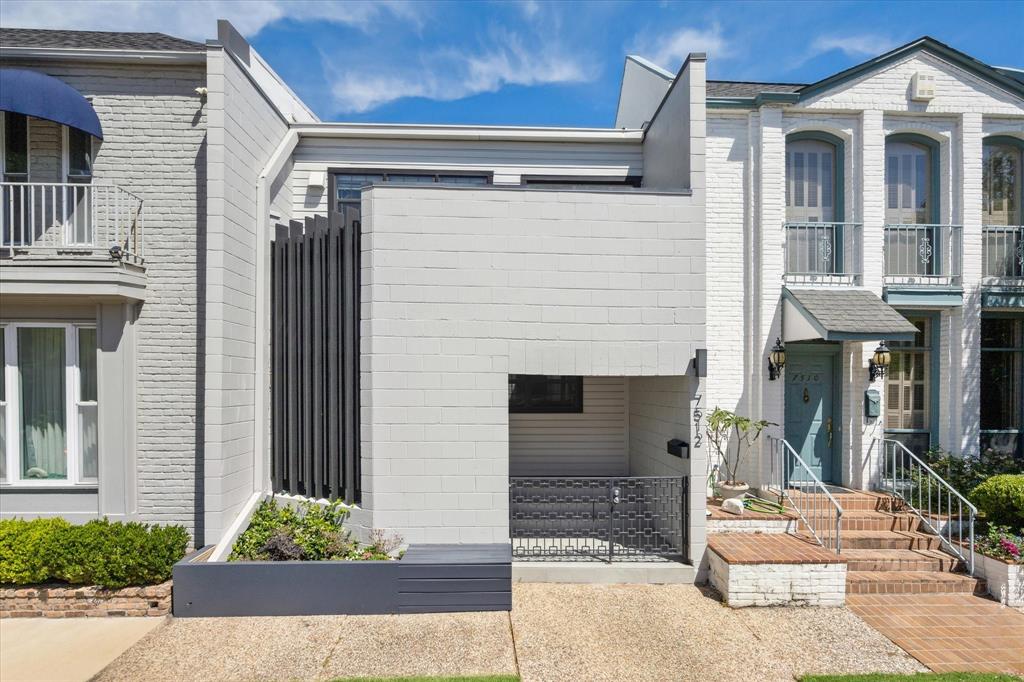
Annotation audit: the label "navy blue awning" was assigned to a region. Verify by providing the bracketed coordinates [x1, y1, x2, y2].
[0, 68, 103, 139]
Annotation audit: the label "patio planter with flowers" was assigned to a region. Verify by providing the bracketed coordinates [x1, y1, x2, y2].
[172, 495, 511, 617]
[967, 475, 1024, 606]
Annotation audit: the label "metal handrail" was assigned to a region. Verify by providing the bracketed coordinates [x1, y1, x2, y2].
[783, 221, 863, 284]
[1, 182, 144, 263]
[883, 223, 962, 284]
[767, 435, 843, 554]
[982, 224, 1024, 279]
[875, 438, 976, 575]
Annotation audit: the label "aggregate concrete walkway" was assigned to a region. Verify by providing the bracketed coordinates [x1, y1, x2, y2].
[849, 593, 1024, 674]
[93, 583, 926, 682]
[0, 617, 164, 682]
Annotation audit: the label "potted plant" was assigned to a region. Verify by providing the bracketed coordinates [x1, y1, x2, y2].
[706, 407, 772, 501]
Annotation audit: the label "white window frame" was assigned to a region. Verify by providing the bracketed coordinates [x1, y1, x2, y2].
[1, 322, 98, 488]
[1, 110, 31, 180]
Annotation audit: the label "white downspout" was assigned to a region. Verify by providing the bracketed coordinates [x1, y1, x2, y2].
[252, 130, 299, 497]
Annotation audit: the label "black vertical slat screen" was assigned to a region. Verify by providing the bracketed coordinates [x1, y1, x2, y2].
[271, 214, 359, 502]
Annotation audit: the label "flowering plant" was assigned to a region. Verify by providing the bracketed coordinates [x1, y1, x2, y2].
[976, 525, 1024, 564]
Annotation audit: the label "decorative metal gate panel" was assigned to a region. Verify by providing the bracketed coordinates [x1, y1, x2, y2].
[509, 476, 689, 562]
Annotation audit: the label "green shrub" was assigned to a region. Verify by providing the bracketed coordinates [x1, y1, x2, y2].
[0, 517, 188, 589]
[971, 474, 1024, 530]
[229, 497, 399, 562]
[0, 518, 71, 584]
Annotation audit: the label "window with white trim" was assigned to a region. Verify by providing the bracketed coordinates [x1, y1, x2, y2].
[1, 323, 98, 486]
[884, 317, 932, 456]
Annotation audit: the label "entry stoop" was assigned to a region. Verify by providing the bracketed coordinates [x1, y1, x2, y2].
[512, 561, 697, 584]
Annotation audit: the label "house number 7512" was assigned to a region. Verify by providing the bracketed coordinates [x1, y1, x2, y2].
[693, 393, 703, 448]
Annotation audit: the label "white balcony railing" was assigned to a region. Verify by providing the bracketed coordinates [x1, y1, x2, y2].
[1, 182, 144, 263]
[784, 221, 863, 286]
[883, 224, 961, 288]
[982, 225, 1024, 283]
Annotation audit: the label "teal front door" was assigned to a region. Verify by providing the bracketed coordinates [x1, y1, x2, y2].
[784, 344, 839, 484]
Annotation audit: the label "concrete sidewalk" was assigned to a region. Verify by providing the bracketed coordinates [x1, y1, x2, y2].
[0, 617, 165, 682]
[88, 583, 929, 682]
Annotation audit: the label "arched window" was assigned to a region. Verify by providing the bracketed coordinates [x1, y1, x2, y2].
[885, 138, 935, 225]
[984, 138, 1023, 226]
[786, 137, 838, 223]
[983, 137, 1024, 279]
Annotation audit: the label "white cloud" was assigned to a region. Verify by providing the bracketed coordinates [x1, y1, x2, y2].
[808, 34, 899, 59]
[327, 33, 592, 113]
[637, 23, 730, 71]
[0, 0, 423, 41]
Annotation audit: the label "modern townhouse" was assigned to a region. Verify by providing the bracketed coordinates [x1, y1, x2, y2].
[1, 21, 1021, 597]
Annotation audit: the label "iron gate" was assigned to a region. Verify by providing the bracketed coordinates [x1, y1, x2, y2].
[509, 476, 689, 562]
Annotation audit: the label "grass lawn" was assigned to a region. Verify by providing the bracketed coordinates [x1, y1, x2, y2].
[802, 674, 1022, 682]
[333, 677, 519, 682]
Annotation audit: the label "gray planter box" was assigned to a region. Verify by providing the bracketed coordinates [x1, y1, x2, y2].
[172, 543, 511, 617]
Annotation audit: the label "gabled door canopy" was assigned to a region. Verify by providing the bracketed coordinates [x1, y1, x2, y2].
[782, 288, 918, 343]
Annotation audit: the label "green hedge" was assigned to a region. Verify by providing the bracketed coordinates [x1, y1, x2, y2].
[970, 474, 1024, 530]
[0, 518, 189, 589]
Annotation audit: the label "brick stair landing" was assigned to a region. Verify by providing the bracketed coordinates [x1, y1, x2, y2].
[781, 489, 985, 597]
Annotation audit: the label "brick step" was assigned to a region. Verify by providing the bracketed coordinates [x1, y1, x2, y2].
[785, 491, 895, 512]
[795, 510, 922, 532]
[842, 548, 963, 573]
[845, 570, 986, 595]
[830, 530, 942, 550]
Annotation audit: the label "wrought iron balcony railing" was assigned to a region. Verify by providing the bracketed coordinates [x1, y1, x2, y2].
[783, 221, 863, 286]
[883, 224, 962, 288]
[982, 225, 1023, 283]
[1, 182, 144, 263]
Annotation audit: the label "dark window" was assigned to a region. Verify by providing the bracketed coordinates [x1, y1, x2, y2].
[980, 316, 1024, 461]
[3, 112, 28, 178]
[333, 170, 489, 209]
[67, 127, 93, 179]
[522, 176, 642, 189]
[508, 375, 583, 413]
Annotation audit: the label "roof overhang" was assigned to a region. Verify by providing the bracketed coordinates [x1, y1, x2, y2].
[0, 46, 206, 64]
[0, 68, 103, 138]
[290, 122, 644, 143]
[782, 288, 918, 343]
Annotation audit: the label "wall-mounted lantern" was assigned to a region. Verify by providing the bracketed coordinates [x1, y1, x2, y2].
[869, 341, 891, 382]
[768, 337, 786, 381]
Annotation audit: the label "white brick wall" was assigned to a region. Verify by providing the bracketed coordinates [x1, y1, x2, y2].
[708, 551, 846, 607]
[361, 185, 705, 543]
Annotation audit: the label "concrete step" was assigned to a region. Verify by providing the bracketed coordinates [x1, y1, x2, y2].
[842, 548, 963, 573]
[839, 530, 943, 550]
[846, 570, 986, 595]
[512, 561, 696, 585]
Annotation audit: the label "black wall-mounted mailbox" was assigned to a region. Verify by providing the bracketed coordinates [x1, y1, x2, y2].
[667, 439, 689, 458]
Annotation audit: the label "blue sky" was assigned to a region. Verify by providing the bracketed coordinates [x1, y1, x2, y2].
[4, 1, 1023, 126]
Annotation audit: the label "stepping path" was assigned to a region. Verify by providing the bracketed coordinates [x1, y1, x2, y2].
[848, 593, 1024, 674]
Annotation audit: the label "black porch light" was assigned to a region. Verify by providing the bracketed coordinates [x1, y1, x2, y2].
[768, 337, 786, 381]
[869, 340, 891, 382]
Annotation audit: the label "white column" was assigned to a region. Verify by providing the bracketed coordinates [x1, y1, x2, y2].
[960, 112, 984, 457]
[689, 373, 708, 580]
[755, 106, 786, 487]
[859, 110, 887, 488]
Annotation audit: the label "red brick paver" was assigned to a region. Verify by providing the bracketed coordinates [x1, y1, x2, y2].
[848, 593, 1024, 674]
[706, 532, 843, 565]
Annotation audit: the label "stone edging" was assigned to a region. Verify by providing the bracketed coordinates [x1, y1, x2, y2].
[0, 580, 172, 618]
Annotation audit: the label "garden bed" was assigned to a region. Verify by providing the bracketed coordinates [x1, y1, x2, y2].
[172, 543, 511, 617]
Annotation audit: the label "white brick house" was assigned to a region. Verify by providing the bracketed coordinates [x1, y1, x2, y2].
[618, 36, 1024, 500]
[2, 21, 1020, 579]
